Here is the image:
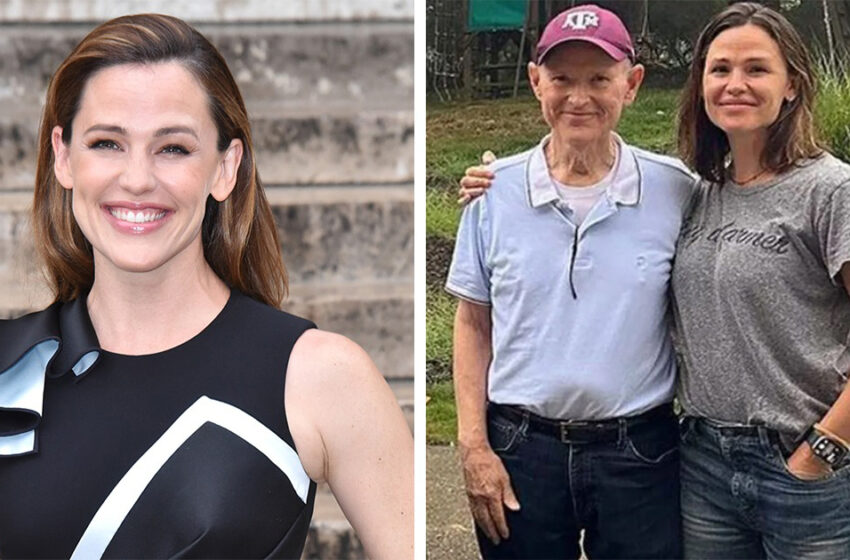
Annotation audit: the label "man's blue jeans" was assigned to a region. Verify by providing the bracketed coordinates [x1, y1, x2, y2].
[476, 404, 682, 560]
[681, 417, 850, 559]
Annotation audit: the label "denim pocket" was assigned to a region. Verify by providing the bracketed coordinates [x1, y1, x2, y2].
[626, 419, 679, 464]
[487, 413, 525, 454]
[773, 445, 850, 485]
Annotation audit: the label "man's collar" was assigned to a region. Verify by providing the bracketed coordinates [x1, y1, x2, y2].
[525, 133, 641, 209]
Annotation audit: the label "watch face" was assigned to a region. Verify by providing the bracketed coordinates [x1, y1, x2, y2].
[812, 436, 846, 466]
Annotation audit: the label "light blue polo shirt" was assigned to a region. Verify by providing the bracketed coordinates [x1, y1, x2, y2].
[446, 135, 696, 420]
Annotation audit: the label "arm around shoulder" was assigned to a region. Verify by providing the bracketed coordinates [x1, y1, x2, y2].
[285, 329, 413, 560]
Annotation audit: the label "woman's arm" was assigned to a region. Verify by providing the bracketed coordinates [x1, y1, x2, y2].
[787, 262, 850, 478]
[285, 329, 413, 559]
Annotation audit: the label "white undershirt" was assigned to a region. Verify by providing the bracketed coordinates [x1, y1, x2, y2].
[551, 142, 620, 226]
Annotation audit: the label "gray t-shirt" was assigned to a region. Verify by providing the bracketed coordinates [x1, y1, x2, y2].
[672, 154, 850, 440]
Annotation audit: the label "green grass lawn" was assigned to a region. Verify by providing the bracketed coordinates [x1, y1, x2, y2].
[425, 289, 458, 443]
[425, 88, 680, 445]
[426, 288, 455, 374]
[426, 380, 457, 445]
[425, 88, 680, 239]
[425, 188, 460, 239]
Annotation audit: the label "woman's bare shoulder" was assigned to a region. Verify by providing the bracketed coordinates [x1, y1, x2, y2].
[284, 329, 388, 482]
[288, 329, 378, 385]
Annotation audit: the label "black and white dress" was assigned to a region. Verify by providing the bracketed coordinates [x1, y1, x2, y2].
[0, 290, 317, 558]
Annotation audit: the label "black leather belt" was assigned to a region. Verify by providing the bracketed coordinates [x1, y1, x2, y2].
[685, 417, 796, 456]
[489, 402, 674, 444]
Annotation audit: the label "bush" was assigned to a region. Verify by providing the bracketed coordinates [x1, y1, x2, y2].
[426, 289, 456, 383]
[815, 57, 850, 163]
[426, 188, 460, 239]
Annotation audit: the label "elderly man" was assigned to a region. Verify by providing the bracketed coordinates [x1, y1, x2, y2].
[445, 4, 694, 559]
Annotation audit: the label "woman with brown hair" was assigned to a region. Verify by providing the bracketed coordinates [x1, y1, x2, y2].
[0, 14, 412, 559]
[673, 2, 850, 557]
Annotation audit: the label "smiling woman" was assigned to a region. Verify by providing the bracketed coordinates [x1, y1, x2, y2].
[34, 17, 285, 308]
[673, 3, 850, 557]
[52, 62, 243, 281]
[0, 13, 412, 559]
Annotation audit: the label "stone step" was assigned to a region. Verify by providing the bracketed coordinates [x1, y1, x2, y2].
[0, 19, 413, 187]
[303, 520, 364, 560]
[286, 285, 413, 380]
[0, 184, 413, 286]
[0, 23, 412, 111]
[0, 110, 413, 189]
[313, 484, 347, 524]
[0, 0, 413, 23]
[274, 191, 413, 285]
[307, 484, 362, 559]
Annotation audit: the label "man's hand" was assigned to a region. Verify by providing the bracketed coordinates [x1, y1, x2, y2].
[460, 443, 520, 545]
[458, 151, 496, 205]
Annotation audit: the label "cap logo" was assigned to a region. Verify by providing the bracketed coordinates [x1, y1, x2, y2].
[562, 11, 599, 31]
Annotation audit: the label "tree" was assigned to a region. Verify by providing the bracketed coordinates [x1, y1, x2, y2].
[827, 0, 850, 60]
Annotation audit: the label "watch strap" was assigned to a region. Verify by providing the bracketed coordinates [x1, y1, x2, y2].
[806, 424, 850, 467]
[813, 422, 850, 448]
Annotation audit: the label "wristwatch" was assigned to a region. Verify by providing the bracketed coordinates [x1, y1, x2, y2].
[806, 424, 850, 467]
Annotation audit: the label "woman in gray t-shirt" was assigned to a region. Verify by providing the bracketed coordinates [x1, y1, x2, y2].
[674, 3, 850, 558]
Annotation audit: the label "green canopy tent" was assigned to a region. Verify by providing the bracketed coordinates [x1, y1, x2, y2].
[468, 0, 527, 31]
[467, 0, 529, 96]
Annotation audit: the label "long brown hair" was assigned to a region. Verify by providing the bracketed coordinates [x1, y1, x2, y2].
[33, 13, 287, 307]
[678, 2, 822, 184]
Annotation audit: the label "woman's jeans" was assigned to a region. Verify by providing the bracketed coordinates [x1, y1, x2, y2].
[477, 404, 681, 560]
[681, 417, 850, 559]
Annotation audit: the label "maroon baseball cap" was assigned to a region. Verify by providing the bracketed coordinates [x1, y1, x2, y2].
[537, 4, 635, 64]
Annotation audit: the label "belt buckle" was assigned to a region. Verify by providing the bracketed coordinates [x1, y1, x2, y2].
[560, 421, 588, 442]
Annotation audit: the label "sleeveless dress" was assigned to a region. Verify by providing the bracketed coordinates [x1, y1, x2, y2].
[0, 290, 317, 558]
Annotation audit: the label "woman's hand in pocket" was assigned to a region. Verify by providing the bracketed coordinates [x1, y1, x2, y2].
[786, 442, 833, 480]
